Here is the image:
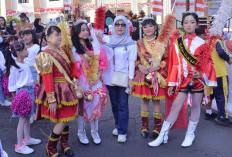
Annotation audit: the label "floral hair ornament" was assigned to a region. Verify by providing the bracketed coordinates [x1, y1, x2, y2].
[74, 18, 87, 26]
[44, 19, 58, 35]
[142, 17, 154, 22]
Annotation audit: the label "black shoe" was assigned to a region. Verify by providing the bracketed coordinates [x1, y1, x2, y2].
[64, 149, 74, 157]
[215, 116, 232, 126]
[205, 112, 217, 120]
[150, 131, 159, 139]
[141, 131, 149, 138]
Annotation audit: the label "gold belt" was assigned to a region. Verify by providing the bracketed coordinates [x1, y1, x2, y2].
[54, 77, 66, 82]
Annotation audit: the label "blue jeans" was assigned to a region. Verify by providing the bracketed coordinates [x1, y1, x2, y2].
[107, 85, 129, 135]
[29, 66, 38, 82]
[0, 69, 6, 103]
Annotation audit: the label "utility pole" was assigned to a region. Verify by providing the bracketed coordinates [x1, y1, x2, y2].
[186, 0, 190, 11]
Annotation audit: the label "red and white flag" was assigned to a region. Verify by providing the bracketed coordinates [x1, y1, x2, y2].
[152, 0, 163, 16]
[64, 0, 71, 11]
[195, 0, 205, 16]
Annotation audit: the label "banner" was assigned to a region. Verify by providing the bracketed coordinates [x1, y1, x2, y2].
[208, 1, 222, 16]
[152, 0, 163, 16]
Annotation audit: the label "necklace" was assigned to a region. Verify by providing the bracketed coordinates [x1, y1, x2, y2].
[146, 36, 156, 42]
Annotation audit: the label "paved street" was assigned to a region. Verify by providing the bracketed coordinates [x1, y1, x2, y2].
[0, 96, 232, 157]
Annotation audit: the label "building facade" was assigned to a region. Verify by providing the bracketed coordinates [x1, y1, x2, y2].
[3, 0, 77, 23]
[2, 0, 172, 24]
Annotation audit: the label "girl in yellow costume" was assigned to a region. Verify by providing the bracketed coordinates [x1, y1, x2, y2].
[132, 18, 168, 139]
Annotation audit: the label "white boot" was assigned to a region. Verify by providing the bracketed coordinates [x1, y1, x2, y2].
[91, 118, 101, 144]
[77, 116, 89, 145]
[181, 120, 198, 147]
[148, 120, 173, 147]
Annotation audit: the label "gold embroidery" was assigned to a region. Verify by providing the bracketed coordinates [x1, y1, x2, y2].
[153, 112, 162, 119]
[176, 37, 197, 67]
[35, 52, 53, 75]
[141, 111, 149, 117]
[54, 77, 66, 82]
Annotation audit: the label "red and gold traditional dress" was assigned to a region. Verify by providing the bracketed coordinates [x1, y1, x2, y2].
[166, 34, 217, 129]
[132, 38, 167, 100]
[132, 37, 168, 138]
[35, 48, 79, 123]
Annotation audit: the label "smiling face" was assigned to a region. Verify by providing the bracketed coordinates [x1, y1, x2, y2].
[23, 33, 33, 45]
[114, 20, 126, 35]
[183, 15, 198, 35]
[143, 24, 157, 37]
[78, 23, 89, 40]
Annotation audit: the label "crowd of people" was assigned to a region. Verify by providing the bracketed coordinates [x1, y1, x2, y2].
[0, 10, 231, 157]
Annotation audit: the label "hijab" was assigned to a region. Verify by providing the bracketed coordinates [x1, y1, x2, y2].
[106, 16, 135, 48]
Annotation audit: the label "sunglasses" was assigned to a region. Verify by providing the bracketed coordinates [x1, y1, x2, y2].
[115, 23, 126, 27]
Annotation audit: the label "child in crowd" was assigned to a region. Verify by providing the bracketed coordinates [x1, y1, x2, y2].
[22, 29, 39, 82]
[7, 35, 18, 46]
[6, 41, 41, 155]
[22, 29, 40, 123]
[38, 32, 47, 51]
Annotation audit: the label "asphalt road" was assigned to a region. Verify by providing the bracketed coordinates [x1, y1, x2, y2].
[0, 96, 232, 157]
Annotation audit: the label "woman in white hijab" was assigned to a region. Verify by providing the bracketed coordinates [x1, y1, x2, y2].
[100, 16, 137, 143]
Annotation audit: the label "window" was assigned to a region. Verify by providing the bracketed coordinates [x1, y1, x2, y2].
[19, 0, 29, 3]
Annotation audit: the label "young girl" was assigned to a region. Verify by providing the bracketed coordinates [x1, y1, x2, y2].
[132, 18, 167, 139]
[22, 29, 40, 82]
[35, 25, 82, 157]
[148, 12, 217, 147]
[71, 21, 108, 145]
[38, 33, 47, 51]
[6, 41, 41, 154]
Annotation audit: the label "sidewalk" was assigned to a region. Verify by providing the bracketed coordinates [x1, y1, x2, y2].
[0, 96, 232, 157]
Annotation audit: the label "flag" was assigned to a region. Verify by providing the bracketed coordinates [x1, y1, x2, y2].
[152, 0, 163, 16]
[64, 0, 71, 11]
[196, 0, 205, 16]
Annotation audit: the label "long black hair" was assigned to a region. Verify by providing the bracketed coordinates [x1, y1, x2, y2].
[0, 16, 6, 30]
[22, 29, 39, 45]
[7, 35, 18, 43]
[39, 26, 61, 52]
[181, 12, 199, 25]
[5, 41, 25, 77]
[34, 18, 44, 33]
[9, 20, 16, 30]
[71, 22, 92, 54]
[142, 18, 159, 39]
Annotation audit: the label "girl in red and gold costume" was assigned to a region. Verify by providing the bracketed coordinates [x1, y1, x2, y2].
[35, 25, 83, 157]
[148, 12, 217, 148]
[132, 18, 167, 139]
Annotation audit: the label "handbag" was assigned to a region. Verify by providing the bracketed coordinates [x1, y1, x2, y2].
[111, 53, 129, 87]
[111, 71, 128, 87]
